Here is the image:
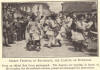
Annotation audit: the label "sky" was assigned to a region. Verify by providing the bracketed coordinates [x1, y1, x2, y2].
[47, 2, 63, 13]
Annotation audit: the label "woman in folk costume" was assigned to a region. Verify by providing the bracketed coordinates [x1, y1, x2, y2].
[39, 16, 46, 39]
[42, 16, 50, 39]
[63, 14, 73, 40]
[46, 16, 56, 48]
[56, 21, 69, 47]
[25, 14, 41, 50]
[71, 14, 89, 51]
[25, 17, 35, 43]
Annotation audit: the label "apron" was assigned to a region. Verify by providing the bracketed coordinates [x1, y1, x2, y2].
[25, 21, 40, 42]
[71, 21, 86, 41]
[56, 25, 66, 40]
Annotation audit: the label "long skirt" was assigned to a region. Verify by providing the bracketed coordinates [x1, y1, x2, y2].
[71, 30, 85, 41]
[56, 33, 63, 41]
[46, 30, 54, 36]
[46, 30, 55, 46]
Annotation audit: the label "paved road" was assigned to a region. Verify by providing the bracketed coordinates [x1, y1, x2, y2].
[3, 39, 96, 58]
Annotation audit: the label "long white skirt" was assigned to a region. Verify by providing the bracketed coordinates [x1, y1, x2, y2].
[56, 33, 63, 40]
[25, 31, 40, 43]
[46, 30, 54, 36]
[71, 30, 85, 41]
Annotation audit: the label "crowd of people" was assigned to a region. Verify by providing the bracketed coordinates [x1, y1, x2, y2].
[3, 8, 97, 52]
[3, 9, 29, 46]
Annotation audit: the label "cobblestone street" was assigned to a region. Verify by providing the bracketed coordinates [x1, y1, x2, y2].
[3, 39, 94, 58]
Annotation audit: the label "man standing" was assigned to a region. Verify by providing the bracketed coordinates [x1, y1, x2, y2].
[3, 16, 10, 47]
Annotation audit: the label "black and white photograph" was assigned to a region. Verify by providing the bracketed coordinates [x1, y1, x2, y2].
[2, 0, 98, 58]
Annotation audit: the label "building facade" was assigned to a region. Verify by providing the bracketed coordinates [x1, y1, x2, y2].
[62, 1, 97, 15]
[2, 3, 51, 19]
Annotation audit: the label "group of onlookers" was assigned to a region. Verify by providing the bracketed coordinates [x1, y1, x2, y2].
[3, 9, 28, 46]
